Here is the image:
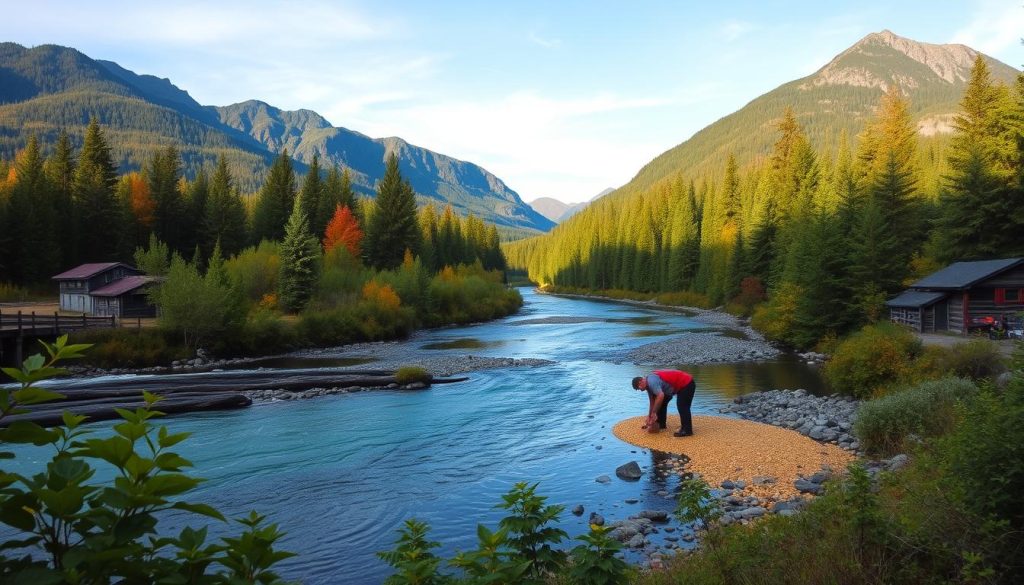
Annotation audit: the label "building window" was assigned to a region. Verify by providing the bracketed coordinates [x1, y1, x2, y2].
[996, 288, 1021, 304]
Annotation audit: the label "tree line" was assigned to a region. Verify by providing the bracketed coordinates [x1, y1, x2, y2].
[505, 57, 1024, 348]
[0, 119, 505, 288]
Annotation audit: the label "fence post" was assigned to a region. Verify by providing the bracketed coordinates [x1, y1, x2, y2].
[55, 311, 60, 336]
[31, 312, 36, 332]
[82, 313, 86, 329]
[17, 311, 22, 334]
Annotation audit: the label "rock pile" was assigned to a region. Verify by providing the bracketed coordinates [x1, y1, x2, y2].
[720, 389, 860, 451]
[628, 332, 780, 365]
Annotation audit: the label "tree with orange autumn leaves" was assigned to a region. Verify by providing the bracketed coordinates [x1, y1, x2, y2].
[323, 204, 363, 259]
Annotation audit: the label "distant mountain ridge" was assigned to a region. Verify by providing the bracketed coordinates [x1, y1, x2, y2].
[607, 30, 1020, 202]
[528, 187, 615, 224]
[0, 42, 554, 232]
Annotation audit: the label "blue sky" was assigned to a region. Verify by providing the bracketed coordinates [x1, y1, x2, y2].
[3, 1, 1022, 203]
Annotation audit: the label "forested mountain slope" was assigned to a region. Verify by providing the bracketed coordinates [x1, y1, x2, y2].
[0, 42, 552, 231]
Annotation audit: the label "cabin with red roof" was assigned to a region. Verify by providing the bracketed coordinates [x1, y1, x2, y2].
[51, 263, 157, 318]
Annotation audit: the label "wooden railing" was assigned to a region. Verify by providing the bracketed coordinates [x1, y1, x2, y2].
[0, 310, 115, 335]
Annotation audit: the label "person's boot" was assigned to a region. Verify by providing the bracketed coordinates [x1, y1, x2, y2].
[673, 429, 692, 437]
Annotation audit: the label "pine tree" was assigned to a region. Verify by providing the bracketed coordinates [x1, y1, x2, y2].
[148, 146, 186, 254]
[364, 154, 420, 270]
[203, 156, 248, 257]
[7, 136, 59, 281]
[45, 130, 77, 268]
[73, 119, 120, 262]
[300, 154, 323, 236]
[278, 200, 321, 312]
[252, 150, 297, 243]
[186, 169, 209, 255]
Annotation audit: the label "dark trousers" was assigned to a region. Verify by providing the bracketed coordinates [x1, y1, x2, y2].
[656, 381, 696, 433]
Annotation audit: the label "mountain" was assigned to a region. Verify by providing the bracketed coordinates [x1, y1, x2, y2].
[608, 30, 1020, 201]
[529, 188, 615, 224]
[528, 197, 571, 223]
[215, 100, 553, 231]
[0, 43, 554, 232]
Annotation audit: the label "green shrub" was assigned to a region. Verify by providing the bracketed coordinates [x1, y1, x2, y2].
[0, 282, 32, 302]
[938, 370, 1024, 581]
[822, 322, 923, 398]
[854, 377, 977, 455]
[941, 339, 1008, 381]
[750, 282, 801, 345]
[395, 366, 430, 385]
[655, 290, 713, 309]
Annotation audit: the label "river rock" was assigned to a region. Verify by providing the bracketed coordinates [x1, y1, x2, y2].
[616, 461, 643, 481]
[571, 505, 584, 516]
[595, 475, 611, 484]
[589, 512, 605, 526]
[637, 510, 669, 522]
[887, 454, 910, 472]
[794, 479, 823, 495]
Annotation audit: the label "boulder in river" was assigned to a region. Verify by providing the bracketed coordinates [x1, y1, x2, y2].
[616, 461, 643, 481]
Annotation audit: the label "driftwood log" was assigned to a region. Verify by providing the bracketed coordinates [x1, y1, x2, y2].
[3, 368, 468, 428]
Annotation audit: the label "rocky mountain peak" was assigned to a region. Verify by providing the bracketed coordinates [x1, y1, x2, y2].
[812, 29, 981, 90]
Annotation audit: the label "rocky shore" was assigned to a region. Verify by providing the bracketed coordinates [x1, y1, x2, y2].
[719, 388, 861, 452]
[627, 331, 780, 365]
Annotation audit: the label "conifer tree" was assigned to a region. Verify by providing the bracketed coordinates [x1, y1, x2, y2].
[300, 154, 323, 236]
[253, 150, 297, 243]
[364, 154, 419, 269]
[203, 156, 249, 257]
[148, 146, 186, 254]
[317, 165, 343, 237]
[186, 169, 209, 256]
[45, 130, 77, 267]
[7, 136, 58, 281]
[73, 119, 120, 262]
[278, 199, 321, 312]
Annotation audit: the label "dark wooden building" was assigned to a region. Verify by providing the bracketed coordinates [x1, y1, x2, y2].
[52, 263, 142, 314]
[886, 257, 1024, 334]
[89, 275, 159, 318]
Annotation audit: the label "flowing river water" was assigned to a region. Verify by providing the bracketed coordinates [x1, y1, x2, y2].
[7, 289, 828, 583]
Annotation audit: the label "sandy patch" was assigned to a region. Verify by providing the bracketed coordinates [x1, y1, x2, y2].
[612, 415, 854, 501]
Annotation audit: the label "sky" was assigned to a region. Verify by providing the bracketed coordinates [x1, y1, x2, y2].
[2, 1, 1022, 204]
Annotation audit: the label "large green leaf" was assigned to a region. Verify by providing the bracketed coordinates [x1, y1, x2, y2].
[0, 421, 59, 446]
[171, 501, 226, 521]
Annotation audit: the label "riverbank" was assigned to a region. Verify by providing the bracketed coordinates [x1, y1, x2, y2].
[541, 289, 782, 364]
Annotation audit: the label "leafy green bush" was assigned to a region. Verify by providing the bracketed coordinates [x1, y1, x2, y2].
[750, 282, 801, 346]
[0, 337, 294, 583]
[496, 482, 567, 582]
[940, 339, 1008, 381]
[938, 369, 1024, 581]
[854, 377, 978, 455]
[822, 322, 923, 398]
[0, 282, 32, 302]
[395, 366, 430, 385]
[568, 525, 631, 585]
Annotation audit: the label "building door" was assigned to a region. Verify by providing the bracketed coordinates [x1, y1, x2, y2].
[935, 301, 948, 331]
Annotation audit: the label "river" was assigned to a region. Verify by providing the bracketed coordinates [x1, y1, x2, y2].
[5, 288, 827, 583]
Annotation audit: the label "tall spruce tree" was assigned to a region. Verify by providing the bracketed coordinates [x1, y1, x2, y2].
[45, 130, 77, 268]
[186, 169, 210, 256]
[300, 154, 323, 237]
[203, 156, 249, 257]
[73, 119, 120, 262]
[7, 136, 59, 281]
[365, 154, 420, 269]
[253, 150, 297, 243]
[277, 198, 321, 313]
[148, 146, 186, 254]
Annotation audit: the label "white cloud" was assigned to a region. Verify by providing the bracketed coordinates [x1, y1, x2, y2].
[951, 1, 1024, 58]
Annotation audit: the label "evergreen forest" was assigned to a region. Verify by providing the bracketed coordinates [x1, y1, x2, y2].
[505, 57, 1024, 349]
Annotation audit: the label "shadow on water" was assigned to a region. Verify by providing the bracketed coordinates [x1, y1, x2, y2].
[683, 357, 830, 398]
[420, 338, 507, 350]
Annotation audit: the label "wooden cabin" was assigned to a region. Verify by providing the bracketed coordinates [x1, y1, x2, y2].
[89, 275, 159, 318]
[886, 258, 1024, 334]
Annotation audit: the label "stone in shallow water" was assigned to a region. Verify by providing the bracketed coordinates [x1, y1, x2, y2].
[616, 461, 643, 481]
[596, 475, 611, 484]
[589, 512, 605, 526]
[571, 505, 584, 516]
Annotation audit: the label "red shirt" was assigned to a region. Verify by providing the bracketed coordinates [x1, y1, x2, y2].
[654, 369, 693, 391]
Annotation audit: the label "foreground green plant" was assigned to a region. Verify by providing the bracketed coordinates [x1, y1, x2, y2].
[497, 481, 568, 582]
[567, 524, 631, 585]
[0, 336, 295, 583]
